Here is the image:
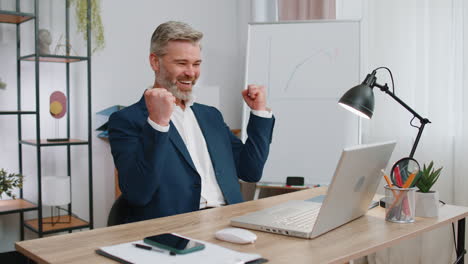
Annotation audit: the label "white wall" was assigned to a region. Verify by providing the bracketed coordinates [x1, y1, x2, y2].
[0, 0, 251, 252]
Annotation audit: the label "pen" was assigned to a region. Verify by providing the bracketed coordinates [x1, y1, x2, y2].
[394, 165, 403, 187]
[400, 172, 416, 216]
[133, 243, 164, 253]
[382, 169, 393, 187]
[381, 169, 396, 196]
[410, 169, 422, 187]
[133, 243, 176, 256]
[402, 172, 416, 189]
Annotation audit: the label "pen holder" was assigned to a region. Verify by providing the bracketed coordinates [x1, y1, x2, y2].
[384, 185, 416, 223]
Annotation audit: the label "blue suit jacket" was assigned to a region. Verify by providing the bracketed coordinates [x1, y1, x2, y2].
[108, 96, 275, 223]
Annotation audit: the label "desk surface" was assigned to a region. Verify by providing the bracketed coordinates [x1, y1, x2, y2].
[16, 187, 468, 264]
[255, 182, 318, 190]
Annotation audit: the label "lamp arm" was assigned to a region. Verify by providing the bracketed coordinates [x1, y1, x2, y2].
[374, 83, 431, 158]
[410, 122, 427, 158]
[381, 86, 427, 122]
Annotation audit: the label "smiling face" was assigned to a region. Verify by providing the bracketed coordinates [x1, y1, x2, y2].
[150, 40, 202, 102]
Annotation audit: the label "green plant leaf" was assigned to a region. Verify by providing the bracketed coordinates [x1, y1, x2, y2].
[416, 161, 442, 193]
[0, 168, 24, 199]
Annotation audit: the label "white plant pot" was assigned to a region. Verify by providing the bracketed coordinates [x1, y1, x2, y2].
[415, 190, 439, 217]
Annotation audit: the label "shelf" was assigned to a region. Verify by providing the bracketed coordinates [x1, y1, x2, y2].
[0, 111, 37, 115]
[3, 3, 94, 239]
[20, 139, 89, 147]
[0, 10, 34, 24]
[20, 54, 88, 63]
[24, 215, 89, 235]
[0, 199, 37, 215]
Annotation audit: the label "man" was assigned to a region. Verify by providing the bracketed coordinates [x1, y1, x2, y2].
[108, 21, 274, 224]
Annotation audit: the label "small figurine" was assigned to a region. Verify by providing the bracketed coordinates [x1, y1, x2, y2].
[39, 29, 52, 55]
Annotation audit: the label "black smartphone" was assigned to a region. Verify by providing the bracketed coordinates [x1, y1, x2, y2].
[143, 233, 205, 254]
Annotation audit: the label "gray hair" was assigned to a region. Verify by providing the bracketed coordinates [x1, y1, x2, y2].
[150, 21, 203, 56]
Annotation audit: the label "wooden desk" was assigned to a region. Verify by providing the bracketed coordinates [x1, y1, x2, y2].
[253, 182, 319, 200]
[16, 188, 468, 264]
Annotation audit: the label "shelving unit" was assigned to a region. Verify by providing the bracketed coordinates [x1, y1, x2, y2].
[0, 0, 93, 239]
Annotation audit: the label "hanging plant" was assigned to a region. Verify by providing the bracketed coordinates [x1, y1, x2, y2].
[69, 0, 105, 53]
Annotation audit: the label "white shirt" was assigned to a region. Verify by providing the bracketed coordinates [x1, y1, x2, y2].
[147, 95, 272, 209]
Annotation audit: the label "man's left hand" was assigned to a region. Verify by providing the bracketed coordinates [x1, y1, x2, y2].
[242, 84, 267, 111]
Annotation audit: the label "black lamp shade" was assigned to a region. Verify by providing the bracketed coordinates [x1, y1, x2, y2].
[338, 83, 375, 119]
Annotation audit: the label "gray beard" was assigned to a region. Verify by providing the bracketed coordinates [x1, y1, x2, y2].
[167, 83, 193, 102]
[159, 78, 193, 102]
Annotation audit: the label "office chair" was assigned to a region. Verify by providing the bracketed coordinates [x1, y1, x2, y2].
[107, 195, 128, 226]
[107, 168, 128, 226]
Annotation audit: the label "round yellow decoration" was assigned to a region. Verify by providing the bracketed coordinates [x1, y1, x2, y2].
[50, 101, 63, 115]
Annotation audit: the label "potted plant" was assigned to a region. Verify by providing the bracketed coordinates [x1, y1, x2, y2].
[415, 161, 442, 217]
[0, 168, 24, 199]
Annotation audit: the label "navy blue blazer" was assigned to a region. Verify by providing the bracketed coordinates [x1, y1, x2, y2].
[108, 95, 275, 223]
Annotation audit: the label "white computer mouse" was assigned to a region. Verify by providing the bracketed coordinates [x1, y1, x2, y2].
[215, 227, 257, 244]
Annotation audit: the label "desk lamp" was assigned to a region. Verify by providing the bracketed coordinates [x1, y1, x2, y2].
[338, 67, 431, 158]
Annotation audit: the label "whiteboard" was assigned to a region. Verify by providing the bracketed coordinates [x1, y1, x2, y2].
[242, 21, 361, 185]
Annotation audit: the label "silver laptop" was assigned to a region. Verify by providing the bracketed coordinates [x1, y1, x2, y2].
[231, 141, 396, 239]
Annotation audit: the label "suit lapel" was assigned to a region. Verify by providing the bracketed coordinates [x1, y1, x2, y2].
[168, 122, 197, 172]
[191, 104, 221, 172]
[138, 95, 197, 172]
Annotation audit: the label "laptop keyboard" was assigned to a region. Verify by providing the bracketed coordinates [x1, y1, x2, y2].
[272, 206, 320, 229]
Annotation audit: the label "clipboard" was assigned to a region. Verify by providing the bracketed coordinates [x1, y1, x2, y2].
[96, 234, 268, 264]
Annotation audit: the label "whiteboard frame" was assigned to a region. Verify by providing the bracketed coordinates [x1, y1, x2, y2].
[242, 20, 362, 143]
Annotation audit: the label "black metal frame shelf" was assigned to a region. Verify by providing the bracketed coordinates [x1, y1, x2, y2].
[0, 111, 36, 115]
[0, 0, 94, 240]
[20, 54, 89, 63]
[0, 199, 38, 215]
[20, 139, 89, 147]
[0, 10, 35, 24]
[24, 215, 90, 235]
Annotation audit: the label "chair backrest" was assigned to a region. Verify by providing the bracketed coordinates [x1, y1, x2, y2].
[115, 168, 121, 199]
[107, 168, 126, 226]
[107, 195, 128, 226]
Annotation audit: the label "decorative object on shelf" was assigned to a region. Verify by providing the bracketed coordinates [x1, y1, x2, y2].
[0, 77, 6, 89]
[47, 91, 69, 142]
[95, 105, 125, 138]
[70, 0, 105, 53]
[49, 91, 67, 119]
[38, 28, 52, 54]
[338, 67, 431, 158]
[42, 176, 71, 225]
[415, 161, 442, 217]
[53, 34, 79, 56]
[0, 168, 24, 199]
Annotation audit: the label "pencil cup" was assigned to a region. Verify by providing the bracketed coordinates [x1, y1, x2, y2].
[384, 185, 416, 223]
